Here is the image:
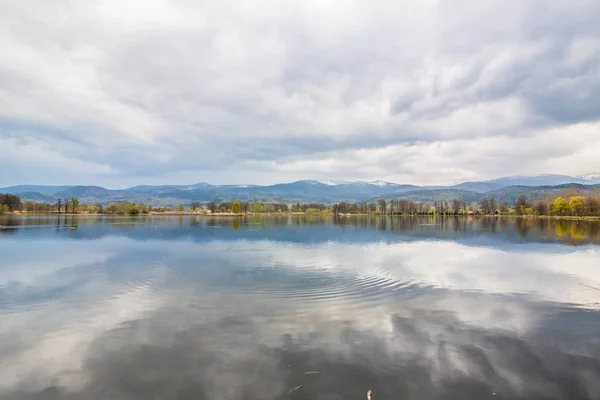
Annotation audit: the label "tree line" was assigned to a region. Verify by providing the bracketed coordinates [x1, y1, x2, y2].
[2, 191, 599, 217]
[331, 193, 599, 217]
[1, 196, 312, 215]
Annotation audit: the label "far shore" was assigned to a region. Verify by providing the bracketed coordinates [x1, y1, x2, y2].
[2, 212, 600, 221]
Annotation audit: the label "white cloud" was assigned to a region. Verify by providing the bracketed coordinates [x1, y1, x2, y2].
[0, 0, 599, 186]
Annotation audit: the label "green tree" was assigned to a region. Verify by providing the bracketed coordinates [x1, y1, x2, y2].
[552, 197, 568, 215]
[178, 203, 185, 213]
[232, 201, 241, 214]
[71, 198, 80, 213]
[56, 198, 62, 214]
[569, 196, 586, 216]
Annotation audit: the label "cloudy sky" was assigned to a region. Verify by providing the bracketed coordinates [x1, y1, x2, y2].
[1, 0, 599, 188]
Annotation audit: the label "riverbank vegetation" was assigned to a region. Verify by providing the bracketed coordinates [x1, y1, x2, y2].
[1, 189, 599, 218]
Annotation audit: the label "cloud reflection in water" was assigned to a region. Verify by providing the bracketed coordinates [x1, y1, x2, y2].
[0, 215, 599, 399]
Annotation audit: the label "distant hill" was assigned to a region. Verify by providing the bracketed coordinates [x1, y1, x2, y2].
[0, 185, 75, 195]
[9, 191, 57, 203]
[440, 174, 600, 192]
[2, 174, 600, 205]
[375, 189, 482, 204]
[54, 186, 129, 199]
[0, 180, 424, 205]
[375, 183, 600, 205]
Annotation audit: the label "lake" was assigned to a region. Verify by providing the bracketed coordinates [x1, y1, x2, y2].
[1, 215, 599, 400]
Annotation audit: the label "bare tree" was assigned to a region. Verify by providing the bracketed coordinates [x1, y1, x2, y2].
[489, 198, 497, 214]
[378, 199, 387, 214]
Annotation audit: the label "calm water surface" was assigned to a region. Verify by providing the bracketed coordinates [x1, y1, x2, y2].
[1, 215, 599, 400]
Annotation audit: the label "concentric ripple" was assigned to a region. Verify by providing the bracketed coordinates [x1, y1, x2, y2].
[228, 262, 425, 309]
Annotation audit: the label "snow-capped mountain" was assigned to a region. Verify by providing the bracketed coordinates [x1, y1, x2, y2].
[365, 180, 395, 187]
[306, 180, 350, 186]
[578, 173, 600, 181]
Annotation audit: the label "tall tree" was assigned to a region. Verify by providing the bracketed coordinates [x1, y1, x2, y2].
[56, 198, 62, 214]
[459, 199, 467, 212]
[64, 198, 71, 214]
[513, 195, 529, 216]
[498, 202, 509, 214]
[451, 199, 461, 214]
[231, 201, 241, 214]
[480, 198, 490, 214]
[71, 198, 80, 213]
[586, 196, 600, 216]
[378, 199, 387, 214]
[489, 199, 497, 214]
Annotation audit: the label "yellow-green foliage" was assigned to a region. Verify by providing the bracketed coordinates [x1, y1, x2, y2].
[552, 197, 568, 215]
[569, 196, 586, 216]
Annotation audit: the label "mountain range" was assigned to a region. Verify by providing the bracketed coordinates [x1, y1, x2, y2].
[2, 174, 600, 206]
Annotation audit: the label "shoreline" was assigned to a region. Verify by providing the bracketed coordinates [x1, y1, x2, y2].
[2, 212, 600, 220]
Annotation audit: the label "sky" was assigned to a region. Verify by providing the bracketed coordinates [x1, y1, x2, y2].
[1, 0, 599, 189]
